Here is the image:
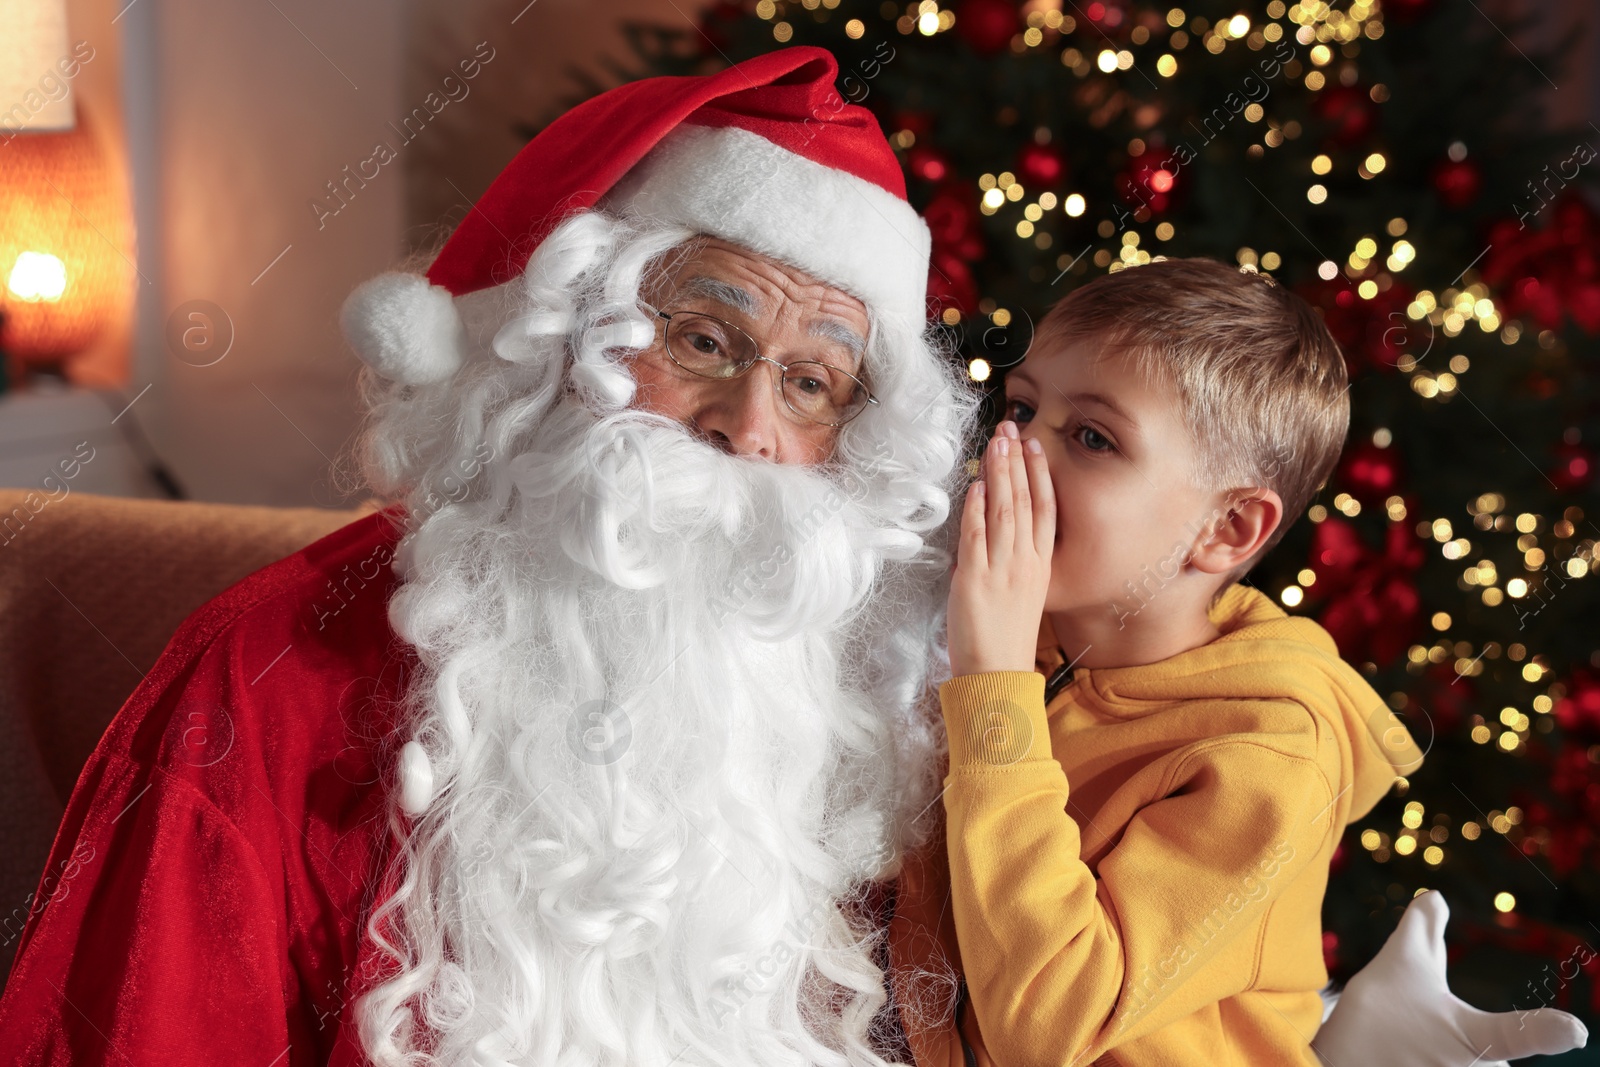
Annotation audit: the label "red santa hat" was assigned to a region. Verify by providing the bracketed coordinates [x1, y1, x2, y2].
[342, 47, 931, 386]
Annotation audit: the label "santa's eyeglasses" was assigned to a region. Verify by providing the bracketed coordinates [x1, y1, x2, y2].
[642, 305, 878, 429]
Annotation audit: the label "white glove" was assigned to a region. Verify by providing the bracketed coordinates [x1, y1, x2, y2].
[1312, 890, 1588, 1067]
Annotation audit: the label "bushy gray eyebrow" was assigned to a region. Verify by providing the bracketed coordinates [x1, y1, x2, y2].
[808, 319, 867, 372]
[677, 276, 762, 317]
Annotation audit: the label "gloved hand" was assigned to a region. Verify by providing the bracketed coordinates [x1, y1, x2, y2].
[1312, 890, 1588, 1067]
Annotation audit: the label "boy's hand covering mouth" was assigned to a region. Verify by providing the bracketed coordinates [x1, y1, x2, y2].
[946, 420, 1056, 677]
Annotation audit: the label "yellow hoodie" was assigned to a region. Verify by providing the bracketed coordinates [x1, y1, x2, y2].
[908, 583, 1424, 1067]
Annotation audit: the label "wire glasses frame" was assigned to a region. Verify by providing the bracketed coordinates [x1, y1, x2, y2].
[643, 304, 879, 428]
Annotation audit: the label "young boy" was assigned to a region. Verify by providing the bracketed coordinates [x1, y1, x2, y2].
[938, 257, 1426, 1066]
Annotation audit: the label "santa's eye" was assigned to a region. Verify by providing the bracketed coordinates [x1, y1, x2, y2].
[684, 331, 724, 356]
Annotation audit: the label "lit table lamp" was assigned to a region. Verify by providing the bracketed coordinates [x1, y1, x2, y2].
[0, 0, 127, 385]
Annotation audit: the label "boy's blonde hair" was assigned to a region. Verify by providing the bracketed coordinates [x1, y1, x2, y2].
[1034, 257, 1349, 595]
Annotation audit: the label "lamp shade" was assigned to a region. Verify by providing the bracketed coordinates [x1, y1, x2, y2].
[0, 104, 127, 361]
[0, 0, 75, 132]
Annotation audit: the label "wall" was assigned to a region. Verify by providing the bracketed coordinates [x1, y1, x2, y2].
[119, 0, 406, 506]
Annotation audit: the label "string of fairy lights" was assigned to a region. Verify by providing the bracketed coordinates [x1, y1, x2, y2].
[742, 0, 1600, 913]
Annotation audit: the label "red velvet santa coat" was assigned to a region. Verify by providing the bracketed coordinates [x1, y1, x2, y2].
[0, 510, 413, 1064]
[0, 510, 961, 1066]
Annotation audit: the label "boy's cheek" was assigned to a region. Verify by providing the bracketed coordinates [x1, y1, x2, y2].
[1043, 469, 1071, 525]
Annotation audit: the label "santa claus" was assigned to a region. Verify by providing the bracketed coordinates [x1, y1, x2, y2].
[0, 46, 1584, 1067]
[339, 47, 974, 1067]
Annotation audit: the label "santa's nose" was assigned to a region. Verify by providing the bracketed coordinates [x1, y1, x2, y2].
[691, 362, 784, 461]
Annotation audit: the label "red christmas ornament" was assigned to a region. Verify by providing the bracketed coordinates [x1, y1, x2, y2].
[1482, 191, 1600, 336]
[1336, 440, 1402, 503]
[1016, 141, 1067, 188]
[955, 0, 1019, 56]
[907, 144, 950, 183]
[1571, 282, 1600, 334]
[1081, 0, 1131, 35]
[924, 177, 984, 316]
[1307, 515, 1424, 667]
[1313, 85, 1376, 148]
[1504, 276, 1564, 333]
[923, 181, 986, 262]
[1549, 747, 1589, 798]
[1555, 671, 1600, 735]
[1550, 441, 1594, 492]
[1116, 147, 1181, 213]
[1546, 819, 1592, 879]
[1431, 157, 1482, 209]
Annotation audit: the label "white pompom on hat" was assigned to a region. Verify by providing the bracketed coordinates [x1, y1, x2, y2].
[339, 272, 466, 385]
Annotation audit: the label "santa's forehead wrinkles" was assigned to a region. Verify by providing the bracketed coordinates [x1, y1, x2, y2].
[678, 275, 763, 317]
[681, 243, 866, 326]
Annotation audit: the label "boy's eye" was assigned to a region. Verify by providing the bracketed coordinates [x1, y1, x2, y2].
[1003, 398, 1035, 424]
[1076, 425, 1115, 453]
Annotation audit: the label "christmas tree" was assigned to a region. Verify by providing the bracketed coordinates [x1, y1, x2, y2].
[599, 0, 1600, 1047]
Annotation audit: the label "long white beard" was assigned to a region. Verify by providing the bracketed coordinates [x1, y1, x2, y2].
[358, 397, 944, 1067]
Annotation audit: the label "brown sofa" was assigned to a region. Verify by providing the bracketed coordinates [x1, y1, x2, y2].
[0, 490, 373, 982]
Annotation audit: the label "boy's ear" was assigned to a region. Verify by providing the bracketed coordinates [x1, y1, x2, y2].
[1187, 488, 1284, 576]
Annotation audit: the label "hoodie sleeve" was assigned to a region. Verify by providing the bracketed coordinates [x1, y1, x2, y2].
[937, 670, 1337, 1067]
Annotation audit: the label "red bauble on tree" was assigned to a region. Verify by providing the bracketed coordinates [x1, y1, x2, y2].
[1079, 0, 1132, 36]
[1549, 441, 1594, 492]
[1314, 85, 1377, 148]
[1116, 147, 1181, 214]
[1555, 671, 1600, 735]
[924, 179, 986, 315]
[1337, 440, 1403, 503]
[1545, 816, 1593, 880]
[1570, 280, 1600, 334]
[923, 181, 986, 262]
[1483, 191, 1600, 336]
[907, 144, 951, 183]
[1306, 515, 1424, 667]
[1502, 276, 1565, 333]
[1432, 157, 1482, 209]
[1016, 141, 1067, 188]
[955, 0, 1018, 55]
